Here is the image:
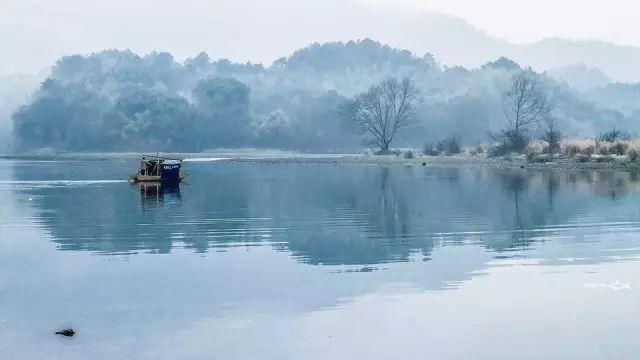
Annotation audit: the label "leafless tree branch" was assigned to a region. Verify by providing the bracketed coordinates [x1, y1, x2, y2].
[348, 77, 419, 153]
[503, 70, 550, 133]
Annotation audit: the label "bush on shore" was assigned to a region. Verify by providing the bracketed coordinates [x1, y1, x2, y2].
[540, 117, 563, 154]
[609, 142, 629, 156]
[488, 130, 529, 156]
[563, 139, 637, 157]
[438, 136, 462, 155]
[484, 136, 640, 164]
[555, 138, 640, 164]
[422, 143, 439, 156]
[597, 129, 631, 143]
[423, 136, 462, 156]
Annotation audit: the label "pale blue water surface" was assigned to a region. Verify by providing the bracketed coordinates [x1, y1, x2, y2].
[1, 159, 640, 359]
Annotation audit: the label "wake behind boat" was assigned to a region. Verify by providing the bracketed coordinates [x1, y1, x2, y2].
[131, 155, 186, 183]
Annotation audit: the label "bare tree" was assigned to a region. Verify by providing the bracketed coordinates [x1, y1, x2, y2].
[495, 70, 551, 153]
[503, 70, 550, 132]
[539, 117, 562, 154]
[346, 77, 419, 153]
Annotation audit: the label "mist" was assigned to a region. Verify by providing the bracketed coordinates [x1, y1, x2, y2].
[6, 0, 640, 82]
[7, 39, 640, 154]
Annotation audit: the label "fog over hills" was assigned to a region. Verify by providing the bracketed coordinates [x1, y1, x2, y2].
[364, 11, 640, 83]
[5, 1, 640, 153]
[4, 1, 640, 83]
[6, 38, 640, 154]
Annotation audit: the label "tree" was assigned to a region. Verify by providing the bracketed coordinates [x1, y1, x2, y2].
[100, 89, 194, 151]
[192, 77, 252, 149]
[503, 70, 550, 133]
[482, 57, 521, 72]
[12, 79, 109, 151]
[539, 117, 562, 154]
[345, 77, 419, 153]
[597, 128, 631, 143]
[498, 70, 551, 152]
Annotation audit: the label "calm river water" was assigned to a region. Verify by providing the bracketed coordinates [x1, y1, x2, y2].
[1, 159, 640, 359]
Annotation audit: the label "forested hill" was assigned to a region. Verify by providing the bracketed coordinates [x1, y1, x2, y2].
[10, 39, 640, 153]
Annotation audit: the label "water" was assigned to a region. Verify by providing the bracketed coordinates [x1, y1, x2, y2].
[1, 159, 640, 359]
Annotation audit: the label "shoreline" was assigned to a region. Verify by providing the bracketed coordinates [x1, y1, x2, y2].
[225, 154, 640, 171]
[2, 153, 640, 172]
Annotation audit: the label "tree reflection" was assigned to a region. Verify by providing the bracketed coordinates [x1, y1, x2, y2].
[12, 161, 640, 266]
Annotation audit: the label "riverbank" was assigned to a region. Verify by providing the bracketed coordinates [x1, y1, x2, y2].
[3, 152, 640, 172]
[225, 153, 640, 171]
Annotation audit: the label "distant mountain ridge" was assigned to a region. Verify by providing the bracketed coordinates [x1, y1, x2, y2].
[546, 64, 611, 92]
[510, 38, 640, 83]
[4, 3, 640, 84]
[5, 4, 640, 84]
[352, 10, 640, 83]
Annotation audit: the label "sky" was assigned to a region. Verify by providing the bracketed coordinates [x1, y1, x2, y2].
[2, 0, 640, 75]
[367, 0, 639, 44]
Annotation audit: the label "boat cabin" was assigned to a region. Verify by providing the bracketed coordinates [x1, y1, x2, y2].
[133, 155, 184, 183]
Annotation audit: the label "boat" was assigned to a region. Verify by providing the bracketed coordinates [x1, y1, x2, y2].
[131, 155, 186, 183]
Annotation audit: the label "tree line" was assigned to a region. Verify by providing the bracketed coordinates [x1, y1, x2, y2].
[10, 40, 640, 153]
[344, 70, 556, 155]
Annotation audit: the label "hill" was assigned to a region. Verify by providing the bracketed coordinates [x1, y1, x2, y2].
[9, 40, 640, 153]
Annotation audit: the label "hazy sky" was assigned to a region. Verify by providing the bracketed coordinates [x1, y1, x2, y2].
[369, 0, 639, 44]
[2, 0, 640, 75]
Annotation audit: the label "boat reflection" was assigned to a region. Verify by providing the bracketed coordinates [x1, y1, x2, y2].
[138, 181, 181, 206]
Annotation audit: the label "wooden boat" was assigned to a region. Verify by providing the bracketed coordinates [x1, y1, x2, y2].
[131, 155, 186, 183]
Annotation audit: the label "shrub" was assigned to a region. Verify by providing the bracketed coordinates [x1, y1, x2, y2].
[629, 149, 639, 162]
[526, 152, 535, 162]
[403, 150, 414, 159]
[581, 146, 595, 156]
[598, 129, 631, 143]
[525, 142, 543, 155]
[539, 118, 562, 154]
[475, 145, 484, 154]
[487, 145, 502, 157]
[595, 155, 615, 163]
[543, 145, 558, 154]
[610, 142, 629, 156]
[437, 136, 462, 155]
[527, 153, 550, 163]
[424, 136, 462, 156]
[490, 130, 529, 156]
[422, 143, 439, 156]
[564, 144, 581, 157]
[576, 154, 591, 163]
[376, 149, 402, 156]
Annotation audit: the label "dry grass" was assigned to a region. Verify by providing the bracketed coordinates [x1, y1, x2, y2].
[466, 137, 640, 165]
[525, 140, 546, 154]
[562, 138, 640, 157]
[462, 137, 640, 165]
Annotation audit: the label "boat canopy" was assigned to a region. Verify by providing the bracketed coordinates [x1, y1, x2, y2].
[141, 155, 182, 162]
[163, 160, 181, 165]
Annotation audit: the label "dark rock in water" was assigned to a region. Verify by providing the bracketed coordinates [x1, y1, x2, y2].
[422, 162, 427, 166]
[55, 328, 75, 337]
[520, 165, 525, 169]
